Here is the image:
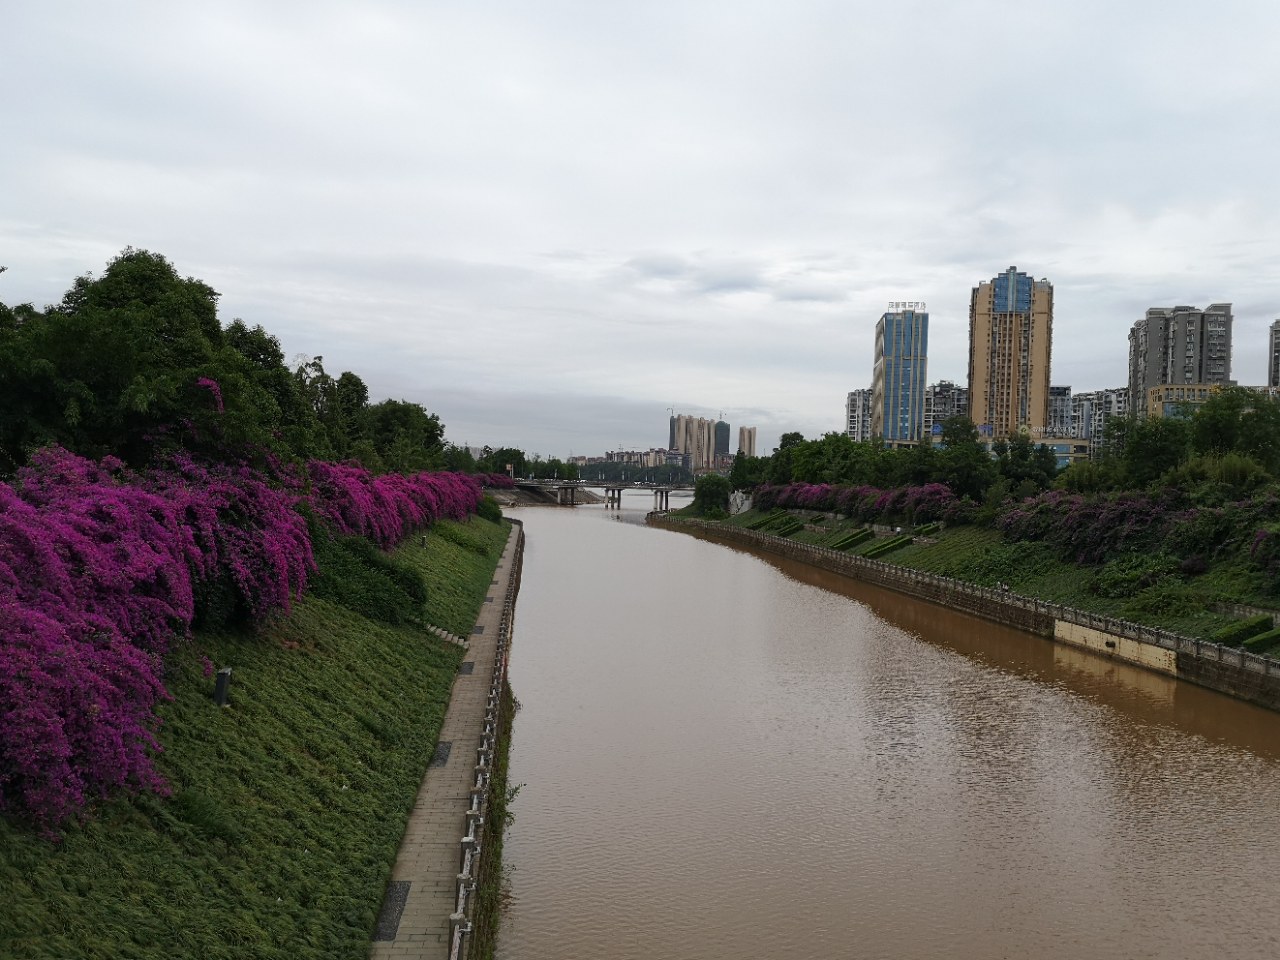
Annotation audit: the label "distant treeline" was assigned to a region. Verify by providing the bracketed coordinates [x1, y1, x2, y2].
[730, 392, 1280, 505]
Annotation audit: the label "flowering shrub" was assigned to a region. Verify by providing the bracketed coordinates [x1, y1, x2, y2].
[194, 377, 224, 413]
[996, 487, 1280, 573]
[754, 482, 967, 526]
[303, 462, 483, 549]
[996, 490, 1181, 564]
[0, 447, 482, 831]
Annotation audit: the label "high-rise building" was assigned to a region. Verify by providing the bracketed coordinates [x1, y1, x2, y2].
[1127, 304, 1233, 417]
[670, 414, 716, 471]
[737, 426, 757, 458]
[1269, 320, 1280, 388]
[968, 267, 1053, 439]
[871, 304, 929, 442]
[923, 380, 968, 438]
[714, 420, 730, 457]
[1048, 385, 1073, 437]
[846, 389, 873, 442]
[1071, 387, 1128, 455]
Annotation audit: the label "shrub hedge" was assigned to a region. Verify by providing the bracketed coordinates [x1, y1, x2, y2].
[1242, 627, 1280, 654]
[864, 535, 913, 559]
[829, 528, 874, 551]
[1211, 614, 1273, 648]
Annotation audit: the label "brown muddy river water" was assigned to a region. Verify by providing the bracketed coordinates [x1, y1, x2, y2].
[497, 494, 1280, 960]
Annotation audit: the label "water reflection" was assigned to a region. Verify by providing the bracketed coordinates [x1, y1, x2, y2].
[497, 499, 1280, 960]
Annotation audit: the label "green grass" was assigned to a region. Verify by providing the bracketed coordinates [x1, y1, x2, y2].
[394, 517, 513, 636]
[1, 516, 510, 960]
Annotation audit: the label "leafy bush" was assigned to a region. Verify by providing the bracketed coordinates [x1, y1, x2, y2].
[1090, 553, 1180, 599]
[1211, 614, 1273, 648]
[691, 474, 732, 515]
[744, 510, 785, 531]
[1243, 627, 1280, 654]
[476, 495, 503, 523]
[865, 535, 912, 558]
[1120, 583, 1209, 619]
[830, 528, 873, 550]
[772, 516, 804, 537]
[1180, 555, 1209, 575]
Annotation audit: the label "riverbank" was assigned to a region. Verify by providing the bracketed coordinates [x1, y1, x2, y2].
[487, 487, 605, 508]
[651, 514, 1280, 712]
[0, 516, 511, 960]
[371, 519, 524, 960]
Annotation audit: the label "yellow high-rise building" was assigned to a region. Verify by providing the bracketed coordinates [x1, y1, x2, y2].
[967, 266, 1053, 439]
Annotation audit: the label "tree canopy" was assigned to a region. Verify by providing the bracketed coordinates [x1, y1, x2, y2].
[0, 249, 451, 476]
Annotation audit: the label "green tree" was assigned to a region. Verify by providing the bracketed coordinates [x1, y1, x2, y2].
[889, 439, 941, 487]
[223, 319, 328, 458]
[728, 452, 769, 490]
[442, 443, 477, 473]
[479, 447, 527, 478]
[692, 473, 732, 515]
[768, 431, 805, 484]
[1192, 386, 1280, 474]
[363, 399, 444, 472]
[993, 433, 1057, 491]
[1122, 416, 1190, 487]
[0, 248, 288, 468]
[331, 371, 371, 456]
[937, 417, 996, 501]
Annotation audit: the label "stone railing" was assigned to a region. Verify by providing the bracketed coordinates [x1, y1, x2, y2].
[450, 520, 523, 960]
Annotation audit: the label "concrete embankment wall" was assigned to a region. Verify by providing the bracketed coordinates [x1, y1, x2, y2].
[651, 516, 1280, 713]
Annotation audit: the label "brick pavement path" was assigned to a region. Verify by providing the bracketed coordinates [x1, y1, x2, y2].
[370, 523, 522, 960]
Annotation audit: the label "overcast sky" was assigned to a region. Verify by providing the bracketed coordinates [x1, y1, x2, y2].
[4, 1, 1280, 457]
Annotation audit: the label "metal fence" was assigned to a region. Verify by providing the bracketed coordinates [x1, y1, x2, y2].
[450, 521, 523, 960]
[653, 516, 1280, 680]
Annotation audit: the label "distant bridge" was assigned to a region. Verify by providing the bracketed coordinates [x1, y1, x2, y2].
[513, 479, 694, 509]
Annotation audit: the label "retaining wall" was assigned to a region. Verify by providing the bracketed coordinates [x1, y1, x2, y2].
[651, 516, 1280, 713]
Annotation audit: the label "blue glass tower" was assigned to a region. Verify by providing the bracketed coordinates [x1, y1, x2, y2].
[871, 306, 929, 442]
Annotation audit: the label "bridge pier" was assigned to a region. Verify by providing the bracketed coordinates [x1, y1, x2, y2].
[604, 486, 622, 508]
[653, 488, 669, 511]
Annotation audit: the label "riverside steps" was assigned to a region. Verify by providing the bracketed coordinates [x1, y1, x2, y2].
[371, 520, 524, 960]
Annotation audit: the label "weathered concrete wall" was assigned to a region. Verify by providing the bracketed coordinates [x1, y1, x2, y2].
[1054, 621, 1179, 677]
[1177, 654, 1280, 712]
[653, 516, 1280, 713]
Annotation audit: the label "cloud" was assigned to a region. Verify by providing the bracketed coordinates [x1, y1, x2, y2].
[3, 1, 1280, 456]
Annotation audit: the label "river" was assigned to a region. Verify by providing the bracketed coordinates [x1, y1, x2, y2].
[496, 493, 1280, 960]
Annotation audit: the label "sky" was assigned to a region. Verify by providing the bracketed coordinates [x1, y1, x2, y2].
[4, 1, 1280, 458]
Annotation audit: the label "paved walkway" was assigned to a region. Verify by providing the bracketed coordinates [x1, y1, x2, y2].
[370, 523, 523, 960]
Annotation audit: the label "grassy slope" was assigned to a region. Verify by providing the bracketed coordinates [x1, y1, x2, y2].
[0, 516, 510, 960]
[716, 509, 1265, 640]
